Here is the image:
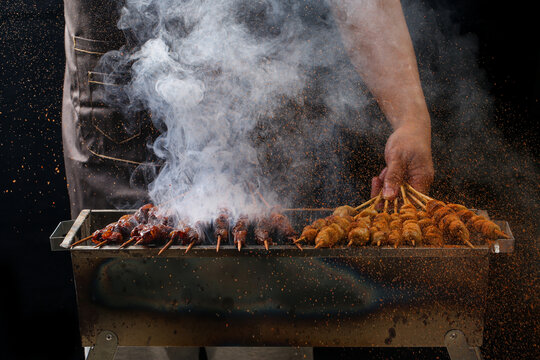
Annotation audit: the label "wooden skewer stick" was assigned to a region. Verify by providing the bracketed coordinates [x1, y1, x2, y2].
[400, 185, 409, 205]
[257, 191, 271, 209]
[70, 235, 93, 248]
[394, 198, 398, 214]
[407, 192, 427, 210]
[119, 238, 137, 249]
[249, 189, 258, 207]
[157, 190, 189, 207]
[494, 230, 511, 239]
[93, 239, 109, 248]
[367, 193, 382, 210]
[216, 235, 221, 253]
[383, 199, 389, 213]
[353, 196, 378, 211]
[405, 183, 434, 202]
[185, 241, 195, 254]
[237, 242, 242, 252]
[263, 240, 269, 250]
[246, 181, 270, 209]
[158, 238, 174, 256]
[283, 208, 334, 211]
[463, 239, 475, 249]
[294, 242, 303, 250]
[293, 236, 306, 244]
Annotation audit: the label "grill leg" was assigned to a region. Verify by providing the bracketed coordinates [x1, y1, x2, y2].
[86, 331, 118, 360]
[445, 330, 484, 360]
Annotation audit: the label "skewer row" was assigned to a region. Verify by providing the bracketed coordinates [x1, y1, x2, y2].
[70, 184, 510, 252]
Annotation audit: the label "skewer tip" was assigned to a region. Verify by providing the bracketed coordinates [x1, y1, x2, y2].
[185, 241, 195, 254]
[70, 235, 93, 248]
[494, 230, 510, 239]
[119, 238, 136, 249]
[293, 237, 305, 244]
[237, 242, 242, 252]
[263, 240, 269, 251]
[93, 239, 109, 248]
[158, 239, 174, 256]
[464, 240, 475, 249]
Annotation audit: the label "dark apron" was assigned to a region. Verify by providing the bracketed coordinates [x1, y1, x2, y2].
[62, 0, 157, 218]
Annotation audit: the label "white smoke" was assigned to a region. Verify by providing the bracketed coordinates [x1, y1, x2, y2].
[98, 0, 538, 222]
[104, 0, 371, 220]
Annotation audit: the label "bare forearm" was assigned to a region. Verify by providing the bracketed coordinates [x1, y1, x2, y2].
[330, 0, 430, 134]
[330, 0, 434, 197]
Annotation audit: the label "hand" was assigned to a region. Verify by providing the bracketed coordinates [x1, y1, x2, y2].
[371, 124, 434, 200]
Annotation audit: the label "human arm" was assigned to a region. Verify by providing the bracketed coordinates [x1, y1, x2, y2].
[329, 0, 434, 199]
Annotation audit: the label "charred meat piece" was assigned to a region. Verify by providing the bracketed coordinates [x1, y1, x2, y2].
[133, 203, 156, 223]
[269, 212, 297, 242]
[131, 224, 174, 246]
[255, 217, 273, 250]
[232, 215, 249, 251]
[214, 210, 231, 251]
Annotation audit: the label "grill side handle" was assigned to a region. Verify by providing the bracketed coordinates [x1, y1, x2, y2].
[50, 220, 75, 251]
[49, 209, 92, 251]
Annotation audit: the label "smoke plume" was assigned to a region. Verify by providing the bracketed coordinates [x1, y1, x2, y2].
[100, 0, 376, 220]
[99, 0, 539, 223]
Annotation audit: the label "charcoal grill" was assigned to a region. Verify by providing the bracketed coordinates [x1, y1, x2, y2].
[50, 209, 514, 360]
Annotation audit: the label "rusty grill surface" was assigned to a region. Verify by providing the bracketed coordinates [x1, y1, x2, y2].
[51, 209, 514, 348]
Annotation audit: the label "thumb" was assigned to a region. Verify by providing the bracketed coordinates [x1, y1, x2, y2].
[383, 158, 405, 200]
[371, 176, 383, 198]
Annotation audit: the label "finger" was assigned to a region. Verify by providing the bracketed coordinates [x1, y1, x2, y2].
[383, 158, 406, 200]
[371, 176, 383, 198]
[378, 167, 388, 182]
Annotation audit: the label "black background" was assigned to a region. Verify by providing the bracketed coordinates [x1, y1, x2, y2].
[0, 1, 538, 360]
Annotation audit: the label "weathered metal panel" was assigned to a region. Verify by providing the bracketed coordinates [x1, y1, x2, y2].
[55, 210, 513, 348]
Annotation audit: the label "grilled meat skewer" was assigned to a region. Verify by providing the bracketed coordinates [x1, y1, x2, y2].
[255, 217, 273, 250]
[232, 215, 249, 251]
[214, 210, 231, 252]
